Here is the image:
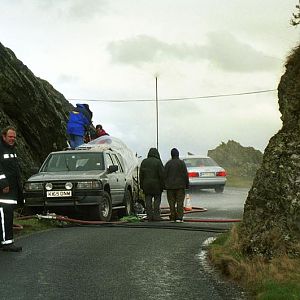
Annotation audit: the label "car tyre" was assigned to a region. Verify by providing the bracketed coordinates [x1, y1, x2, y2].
[96, 191, 112, 221]
[215, 186, 225, 193]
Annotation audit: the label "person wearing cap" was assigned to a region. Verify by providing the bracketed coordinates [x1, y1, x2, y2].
[66, 103, 93, 149]
[139, 148, 164, 221]
[164, 148, 189, 222]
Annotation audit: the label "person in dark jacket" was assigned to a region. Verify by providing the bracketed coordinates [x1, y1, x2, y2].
[164, 148, 189, 222]
[0, 126, 23, 252]
[66, 103, 93, 149]
[139, 148, 164, 221]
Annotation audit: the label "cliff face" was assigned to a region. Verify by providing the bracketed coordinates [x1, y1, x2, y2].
[241, 45, 300, 258]
[208, 140, 263, 178]
[0, 42, 72, 179]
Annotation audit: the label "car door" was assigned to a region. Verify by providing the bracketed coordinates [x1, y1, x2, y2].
[110, 153, 126, 203]
[105, 153, 120, 205]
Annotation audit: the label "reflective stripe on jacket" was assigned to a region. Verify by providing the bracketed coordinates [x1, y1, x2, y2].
[0, 139, 22, 201]
[0, 199, 17, 204]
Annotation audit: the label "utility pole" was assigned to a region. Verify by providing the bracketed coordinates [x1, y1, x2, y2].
[155, 76, 159, 150]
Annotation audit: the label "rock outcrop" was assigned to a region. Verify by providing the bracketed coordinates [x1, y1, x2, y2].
[241, 45, 300, 258]
[0, 42, 72, 179]
[208, 140, 263, 178]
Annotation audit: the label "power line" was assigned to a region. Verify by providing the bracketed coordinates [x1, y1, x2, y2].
[67, 88, 277, 103]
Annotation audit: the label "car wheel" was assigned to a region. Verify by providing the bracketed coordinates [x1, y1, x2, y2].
[97, 191, 112, 221]
[119, 189, 133, 217]
[215, 186, 225, 193]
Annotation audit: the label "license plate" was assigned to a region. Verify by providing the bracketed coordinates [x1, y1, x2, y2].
[200, 172, 215, 177]
[46, 190, 72, 197]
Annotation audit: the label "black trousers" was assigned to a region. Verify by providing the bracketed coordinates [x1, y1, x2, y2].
[144, 194, 161, 220]
[0, 203, 14, 245]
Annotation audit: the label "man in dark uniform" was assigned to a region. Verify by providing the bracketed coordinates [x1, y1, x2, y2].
[164, 148, 189, 222]
[139, 148, 164, 221]
[0, 126, 23, 252]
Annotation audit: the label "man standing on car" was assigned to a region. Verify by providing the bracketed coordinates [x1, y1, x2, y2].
[164, 148, 189, 222]
[139, 148, 164, 221]
[66, 103, 93, 149]
[0, 126, 23, 252]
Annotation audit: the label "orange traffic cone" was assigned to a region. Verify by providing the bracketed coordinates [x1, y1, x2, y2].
[184, 193, 192, 211]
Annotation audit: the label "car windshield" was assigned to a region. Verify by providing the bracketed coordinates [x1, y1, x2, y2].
[183, 157, 218, 167]
[41, 152, 105, 172]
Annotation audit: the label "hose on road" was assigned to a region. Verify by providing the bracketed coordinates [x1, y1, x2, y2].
[14, 206, 241, 233]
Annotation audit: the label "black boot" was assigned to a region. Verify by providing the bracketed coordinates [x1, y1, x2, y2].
[0, 243, 22, 252]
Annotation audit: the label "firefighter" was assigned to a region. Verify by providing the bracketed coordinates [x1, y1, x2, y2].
[0, 126, 23, 252]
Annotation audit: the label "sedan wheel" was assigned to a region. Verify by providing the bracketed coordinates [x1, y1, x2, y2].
[215, 186, 225, 193]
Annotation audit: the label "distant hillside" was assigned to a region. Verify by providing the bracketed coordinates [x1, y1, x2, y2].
[208, 140, 263, 185]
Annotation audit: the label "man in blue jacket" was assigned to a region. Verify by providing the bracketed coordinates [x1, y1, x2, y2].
[67, 103, 93, 149]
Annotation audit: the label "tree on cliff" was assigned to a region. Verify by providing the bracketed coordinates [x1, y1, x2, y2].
[239, 45, 300, 258]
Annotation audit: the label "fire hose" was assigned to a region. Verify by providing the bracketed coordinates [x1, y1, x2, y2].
[13, 206, 241, 233]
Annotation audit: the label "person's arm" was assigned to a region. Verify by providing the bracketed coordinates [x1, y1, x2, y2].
[16, 155, 24, 205]
[158, 162, 165, 190]
[182, 161, 189, 189]
[139, 163, 144, 190]
[0, 161, 9, 193]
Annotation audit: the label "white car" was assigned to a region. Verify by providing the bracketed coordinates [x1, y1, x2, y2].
[182, 155, 227, 193]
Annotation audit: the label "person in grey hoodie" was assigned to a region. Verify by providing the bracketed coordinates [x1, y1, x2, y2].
[139, 148, 164, 221]
[164, 148, 189, 222]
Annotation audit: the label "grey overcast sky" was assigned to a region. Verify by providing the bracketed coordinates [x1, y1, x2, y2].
[0, 0, 299, 161]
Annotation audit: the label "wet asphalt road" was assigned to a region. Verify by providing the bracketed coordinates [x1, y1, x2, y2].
[0, 187, 250, 300]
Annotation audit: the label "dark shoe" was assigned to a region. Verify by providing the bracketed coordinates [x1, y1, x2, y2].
[0, 244, 22, 252]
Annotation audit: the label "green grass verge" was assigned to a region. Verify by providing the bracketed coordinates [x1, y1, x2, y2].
[226, 176, 253, 188]
[14, 218, 61, 237]
[257, 281, 300, 300]
[209, 226, 300, 299]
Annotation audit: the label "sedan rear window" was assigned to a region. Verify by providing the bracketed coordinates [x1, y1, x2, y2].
[183, 157, 218, 167]
[41, 152, 105, 172]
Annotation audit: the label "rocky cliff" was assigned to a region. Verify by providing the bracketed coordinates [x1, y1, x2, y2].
[0, 42, 72, 179]
[241, 45, 300, 258]
[208, 140, 263, 178]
